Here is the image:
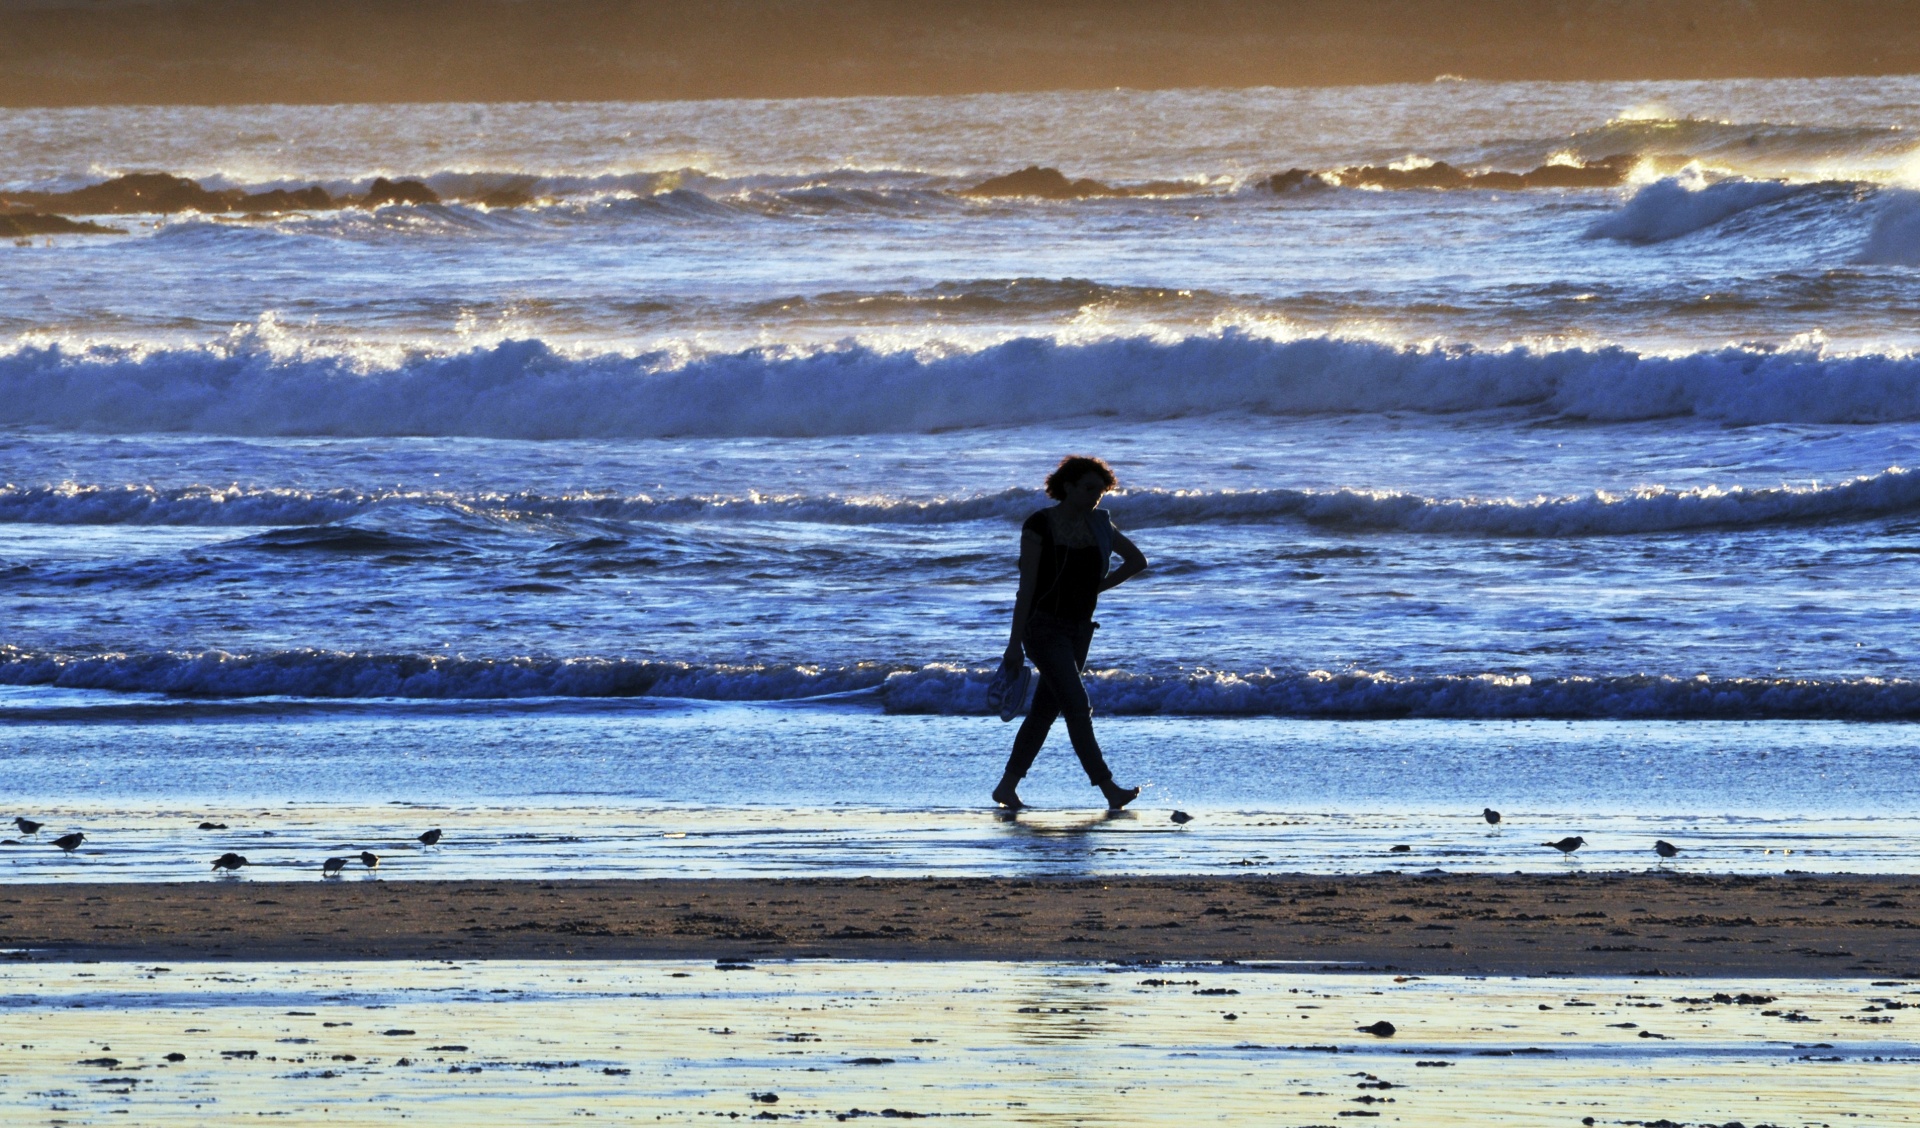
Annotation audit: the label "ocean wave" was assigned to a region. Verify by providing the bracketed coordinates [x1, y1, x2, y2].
[7, 646, 1920, 719]
[1476, 117, 1920, 180]
[5, 329, 1920, 438]
[1585, 170, 1807, 243]
[10, 471, 1920, 537]
[0, 483, 369, 526]
[1859, 189, 1920, 266]
[740, 277, 1222, 320]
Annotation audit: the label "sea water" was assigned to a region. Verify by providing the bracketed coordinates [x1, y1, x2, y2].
[4, 79, 1920, 876]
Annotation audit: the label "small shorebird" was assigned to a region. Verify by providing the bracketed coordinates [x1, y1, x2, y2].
[417, 828, 443, 846]
[1356, 1021, 1396, 1037]
[1482, 808, 1501, 826]
[1653, 840, 1680, 859]
[1169, 811, 1193, 825]
[211, 853, 249, 872]
[13, 817, 43, 835]
[322, 857, 350, 876]
[1543, 836, 1586, 854]
[359, 851, 381, 869]
[52, 832, 86, 852]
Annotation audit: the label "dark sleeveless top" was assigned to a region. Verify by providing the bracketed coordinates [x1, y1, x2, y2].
[1025, 509, 1106, 623]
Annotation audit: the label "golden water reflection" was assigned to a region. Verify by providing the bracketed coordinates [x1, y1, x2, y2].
[0, 959, 1914, 1125]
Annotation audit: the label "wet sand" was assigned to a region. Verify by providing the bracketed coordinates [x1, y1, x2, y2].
[5, 960, 1916, 1126]
[5, 873, 1917, 976]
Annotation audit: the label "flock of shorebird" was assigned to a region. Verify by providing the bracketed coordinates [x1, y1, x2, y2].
[12, 810, 1698, 869]
[7, 817, 445, 875]
[1158, 807, 1689, 861]
[1477, 807, 1683, 861]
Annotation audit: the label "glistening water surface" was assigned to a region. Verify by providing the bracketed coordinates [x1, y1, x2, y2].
[5, 708, 1917, 880]
[2, 960, 1914, 1126]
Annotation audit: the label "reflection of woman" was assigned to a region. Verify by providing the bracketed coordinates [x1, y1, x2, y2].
[993, 455, 1149, 811]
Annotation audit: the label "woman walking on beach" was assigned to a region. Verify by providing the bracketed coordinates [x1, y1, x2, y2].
[993, 455, 1149, 811]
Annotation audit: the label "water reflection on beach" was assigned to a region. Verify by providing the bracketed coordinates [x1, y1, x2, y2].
[5, 705, 1920, 881]
[2, 800, 1916, 883]
[1, 960, 1913, 1125]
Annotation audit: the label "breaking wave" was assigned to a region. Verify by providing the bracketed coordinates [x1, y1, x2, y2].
[8, 646, 1920, 720]
[1585, 171, 1808, 243]
[1478, 117, 1920, 180]
[1859, 189, 1920, 266]
[6, 330, 1920, 439]
[10, 468, 1920, 537]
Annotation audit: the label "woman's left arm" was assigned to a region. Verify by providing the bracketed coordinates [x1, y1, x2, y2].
[1100, 528, 1148, 592]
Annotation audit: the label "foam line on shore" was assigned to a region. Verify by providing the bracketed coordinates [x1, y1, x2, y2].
[10, 647, 1920, 719]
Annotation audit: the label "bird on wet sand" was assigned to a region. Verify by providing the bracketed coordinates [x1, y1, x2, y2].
[1169, 811, 1193, 825]
[1654, 840, 1680, 859]
[1544, 836, 1586, 854]
[14, 817, 43, 835]
[1482, 808, 1501, 826]
[211, 853, 249, 872]
[321, 857, 350, 876]
[1356, 1021, 1396, 1038]
[418, 828, 443, 846]
[359, 851, 381, 870]
[52, 832, 85, 852]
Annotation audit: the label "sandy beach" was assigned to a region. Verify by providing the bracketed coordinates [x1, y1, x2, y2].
[5, 873, 1915, 976]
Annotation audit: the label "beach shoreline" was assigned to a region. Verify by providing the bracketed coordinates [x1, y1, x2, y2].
[5, 873, 1915, 976]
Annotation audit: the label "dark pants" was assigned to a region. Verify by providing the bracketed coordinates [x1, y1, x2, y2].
[1001, 611, 1114, 787]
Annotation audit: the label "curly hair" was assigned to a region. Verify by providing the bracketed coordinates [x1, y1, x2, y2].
[1044, 455, 1118, 500]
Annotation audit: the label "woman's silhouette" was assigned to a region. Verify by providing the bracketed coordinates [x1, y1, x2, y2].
[993, 455, 1149, 810]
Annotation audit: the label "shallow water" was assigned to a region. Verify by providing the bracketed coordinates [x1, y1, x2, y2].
[2, 960, 1913, 1126]
[5, 708, 1918, 880]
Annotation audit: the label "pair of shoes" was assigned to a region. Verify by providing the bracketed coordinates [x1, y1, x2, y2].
[1099, 781, 1141, 811]
[992, 780, 1026, 810]
[986, 659, 1032, 722]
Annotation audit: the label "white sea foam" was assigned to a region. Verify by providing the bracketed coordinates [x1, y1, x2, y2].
[1585, 169, 1803, 243]
[883, 665, 1920, 720]
[6, 646, 1920, 719]
[8, 469, 1920, 536]
[5, 331, 1920, 439]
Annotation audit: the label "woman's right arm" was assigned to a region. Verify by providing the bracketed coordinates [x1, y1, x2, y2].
[1005, 529, 1041, 665]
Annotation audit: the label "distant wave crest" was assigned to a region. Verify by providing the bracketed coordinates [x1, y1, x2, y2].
[9, 469, 1920, 537]
[5, 330, 1920, 439]
[8, 646, 1920, 719]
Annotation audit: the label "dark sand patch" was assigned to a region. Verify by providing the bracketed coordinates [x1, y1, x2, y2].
[4, 873, 1916, 974]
